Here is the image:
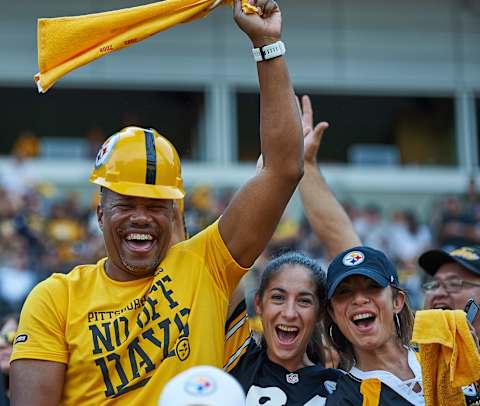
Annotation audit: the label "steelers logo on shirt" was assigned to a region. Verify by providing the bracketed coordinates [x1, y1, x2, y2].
[176, 337, 191, 361]
[95, 134, 119, 169]
[342, 251, 365, 267]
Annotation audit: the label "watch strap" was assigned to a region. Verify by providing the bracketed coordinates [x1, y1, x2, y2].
[252, 41, 286, 62]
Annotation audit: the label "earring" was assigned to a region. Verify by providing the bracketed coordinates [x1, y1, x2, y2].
[394, 313, 401, 336]
[329, 324, 340, 348]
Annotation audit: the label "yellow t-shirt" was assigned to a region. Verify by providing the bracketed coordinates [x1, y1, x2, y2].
[12, 221, 248, 405]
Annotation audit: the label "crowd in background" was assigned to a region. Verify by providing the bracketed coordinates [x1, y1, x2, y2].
[0, 127, 479, 314]
[1, 167, 480, 316]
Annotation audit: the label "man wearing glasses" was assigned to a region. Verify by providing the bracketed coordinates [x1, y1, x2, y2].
[419, 246, 480, 403]
[419, 246, 480, 335]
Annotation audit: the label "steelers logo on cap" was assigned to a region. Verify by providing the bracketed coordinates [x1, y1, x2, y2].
[342, 251, 365, 267]
[184, 374, 216, 396]
[95, 134, 119, 169]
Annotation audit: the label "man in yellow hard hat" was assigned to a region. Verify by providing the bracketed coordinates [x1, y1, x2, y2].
[10, 0, 303, 405]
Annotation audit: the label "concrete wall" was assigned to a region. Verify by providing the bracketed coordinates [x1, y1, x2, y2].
[0, 0, 478, 91]
[0, 0, 479, 212]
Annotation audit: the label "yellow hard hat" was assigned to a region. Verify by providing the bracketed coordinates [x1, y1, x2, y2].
[89, 127, 185, 200]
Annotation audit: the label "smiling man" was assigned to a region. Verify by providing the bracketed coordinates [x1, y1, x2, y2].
[9, 1, 303, 404]
[419, 246, 480, 335]
[419, 246, 480, 404]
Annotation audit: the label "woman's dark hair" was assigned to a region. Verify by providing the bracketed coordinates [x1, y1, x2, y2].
[256, 251, 327, 365]
[323, 285, 414, 370]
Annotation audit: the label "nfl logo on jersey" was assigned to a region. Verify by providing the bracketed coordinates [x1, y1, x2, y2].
[285, 373, 299, 384]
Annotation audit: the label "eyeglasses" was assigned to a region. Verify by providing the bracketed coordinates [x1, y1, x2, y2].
[422, 278, 480, 294]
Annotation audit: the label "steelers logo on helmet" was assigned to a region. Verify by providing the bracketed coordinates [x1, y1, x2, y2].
[95, 133, 119, 169]
[184, 374, 217, 396]
[342, 251, 365, 267]
[89, 127, 185, 200]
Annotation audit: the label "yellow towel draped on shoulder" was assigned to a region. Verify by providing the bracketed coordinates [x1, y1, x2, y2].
[35, 0, 257, 93]
[412, 309, 480, 406]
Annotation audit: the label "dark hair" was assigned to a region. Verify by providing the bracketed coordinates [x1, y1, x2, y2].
[98, 186, 106, 208]
[323, 285, 415, 370]
[256, 251, 327, 365]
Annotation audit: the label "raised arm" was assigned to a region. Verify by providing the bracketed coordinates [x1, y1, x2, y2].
[298, 95, 361, 259]
[219, 0, 303, 267]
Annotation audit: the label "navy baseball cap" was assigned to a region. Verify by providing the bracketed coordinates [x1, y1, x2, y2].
[327, 246, 399, 300]
[418, 246, 480, 276]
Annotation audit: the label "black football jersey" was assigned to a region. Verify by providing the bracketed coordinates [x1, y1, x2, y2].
[464, 382, 480, 405]
[230, 340, 342, 406]
[325, 373, 419, 406]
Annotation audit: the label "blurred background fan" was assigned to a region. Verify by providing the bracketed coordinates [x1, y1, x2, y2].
[0, 0, 479, 314]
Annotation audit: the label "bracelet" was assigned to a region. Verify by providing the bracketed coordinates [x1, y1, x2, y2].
[252, 41, 286, 62]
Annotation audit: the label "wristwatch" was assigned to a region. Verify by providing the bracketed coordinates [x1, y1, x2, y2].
[252, 41, 286, 62]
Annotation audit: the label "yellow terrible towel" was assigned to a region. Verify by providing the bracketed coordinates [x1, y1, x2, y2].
[35, 0, 257, 93]
[412, 309, 480, 406]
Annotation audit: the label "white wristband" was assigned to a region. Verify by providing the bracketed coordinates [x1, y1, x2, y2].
[252, 41, 286, 62]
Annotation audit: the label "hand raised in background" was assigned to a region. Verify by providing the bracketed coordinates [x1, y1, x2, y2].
[257, 94, 329, 172]
[298, 95, 329, 165]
